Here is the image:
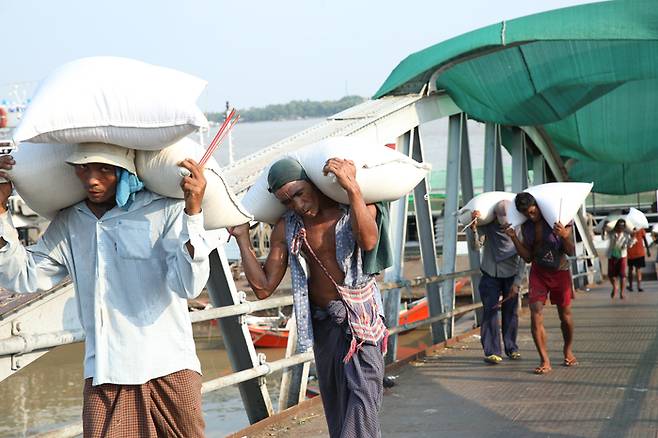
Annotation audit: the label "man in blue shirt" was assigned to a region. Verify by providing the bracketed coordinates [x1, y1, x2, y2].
[0, 143, 213, 438]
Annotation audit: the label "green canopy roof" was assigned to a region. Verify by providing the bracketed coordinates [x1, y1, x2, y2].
[374, 0, 658, 195]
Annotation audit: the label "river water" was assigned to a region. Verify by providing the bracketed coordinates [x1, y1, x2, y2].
[0, 116, 489, 437]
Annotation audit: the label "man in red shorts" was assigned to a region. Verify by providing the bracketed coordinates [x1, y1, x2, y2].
[505, 193, 577, 375]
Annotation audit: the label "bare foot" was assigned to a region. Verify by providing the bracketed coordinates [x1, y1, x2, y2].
[534, 362, 552, 375]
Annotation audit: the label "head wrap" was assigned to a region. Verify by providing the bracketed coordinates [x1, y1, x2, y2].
[115, 168, 144, 210]
[267, 158, 309, 193]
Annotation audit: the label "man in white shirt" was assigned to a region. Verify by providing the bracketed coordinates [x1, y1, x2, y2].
[0, 143, 213, 438]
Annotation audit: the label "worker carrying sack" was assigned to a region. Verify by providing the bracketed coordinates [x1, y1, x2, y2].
[241, 136, 431, 224]
[12, 57, 208, 150]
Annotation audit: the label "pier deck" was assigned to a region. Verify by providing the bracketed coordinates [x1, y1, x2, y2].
[238, 281, 658, 437]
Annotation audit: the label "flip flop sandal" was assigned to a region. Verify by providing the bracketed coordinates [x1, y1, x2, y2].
[534, 366, 552, 375]
[563, 357, 579, 367]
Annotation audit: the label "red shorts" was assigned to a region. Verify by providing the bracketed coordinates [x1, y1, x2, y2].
[529, 264, 573, 307]
[608, 257, 627, 278]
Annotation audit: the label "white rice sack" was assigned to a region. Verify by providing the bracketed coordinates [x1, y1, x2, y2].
[626, 207, 649, 229]
[523, 182, 593, 227]
[135, 137, 252, 229]
[13, 57, 209, 150]
[295, 137, 431, 204]
[241, 136, 431, 224]
[652, 223, 658, 235]
[239, 172, 286, 225]
[6, 143, 86, 219]
[457, 192, 516, 226]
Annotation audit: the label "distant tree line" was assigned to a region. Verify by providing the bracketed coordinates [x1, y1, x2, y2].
[206, 95, 367, 123]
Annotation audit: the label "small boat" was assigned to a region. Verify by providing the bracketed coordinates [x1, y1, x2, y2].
[248, 277, 470, 347]
[247, 315, 290, 348]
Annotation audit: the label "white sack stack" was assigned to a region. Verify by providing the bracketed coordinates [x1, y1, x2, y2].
[12, 56, 209, 150]
[241, 136, 431, 224]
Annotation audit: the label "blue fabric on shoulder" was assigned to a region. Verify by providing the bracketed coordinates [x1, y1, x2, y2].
[115, 168, 145, 210]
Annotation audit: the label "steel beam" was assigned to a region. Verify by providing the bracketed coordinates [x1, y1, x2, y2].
[205, 248, 273, 423]
[411, 126, 445, 343]
[440, 113, 464, 340]
[483, 123, 497, 192]
[383, 131, 411, 364]
[495, 126, 506, 191]
[510, 129, 528, 192]
[459, 118, 482, 325]
[533, 154, 546, 185]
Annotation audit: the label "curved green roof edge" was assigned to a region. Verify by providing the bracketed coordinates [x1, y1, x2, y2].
[373, 0, 658, 99]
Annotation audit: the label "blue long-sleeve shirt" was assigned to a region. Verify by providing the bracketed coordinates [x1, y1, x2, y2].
[0, 190, 213, 385]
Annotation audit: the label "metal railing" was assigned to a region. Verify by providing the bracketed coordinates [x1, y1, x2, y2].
[23, 268, 485, 438]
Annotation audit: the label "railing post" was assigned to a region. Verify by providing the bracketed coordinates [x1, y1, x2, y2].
[459, 118, 482, 325]
[383, 131, 411, 364]
[440, 113, 464, 340]
[411, 126, 445, 344]
[205, 247, 273, 423]
[278, 316, 310, 410]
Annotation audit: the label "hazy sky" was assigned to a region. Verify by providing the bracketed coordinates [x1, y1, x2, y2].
[3, 0, 601, 111]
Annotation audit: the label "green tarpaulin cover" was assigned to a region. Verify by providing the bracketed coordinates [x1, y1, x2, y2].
[374, 0, 658, 195]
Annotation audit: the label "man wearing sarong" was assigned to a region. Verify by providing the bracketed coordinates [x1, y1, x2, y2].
[505, 193, 577, 375]
[469, 201, 524, 365]
[0, 143, 212, 438]
[230, 157, 391, 438]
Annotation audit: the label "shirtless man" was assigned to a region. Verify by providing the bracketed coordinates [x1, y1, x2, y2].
[505, 193, 577, 375]
[230, 157, 389, 438]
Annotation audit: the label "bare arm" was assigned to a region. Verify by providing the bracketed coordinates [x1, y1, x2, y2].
[323, 158, 378, 251]
[229, 220, 288, 300]
[504, 225, 533, 263]
[554, 222, 575, 257]
[469, 210, 483, 251]
[179, 158, 207, 258]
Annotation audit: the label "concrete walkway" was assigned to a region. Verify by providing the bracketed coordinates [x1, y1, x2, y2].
[241, 281, 658, 437]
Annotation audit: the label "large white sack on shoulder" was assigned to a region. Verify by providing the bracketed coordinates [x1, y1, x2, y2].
[295, 137, 431, 204]
[626, 207, 649, 229]
[6, 143, 86, 219]
[13, 56, 209, 150]
[135, 137, 252, 229]
[523, 182, 593, 227]
[457, 192, 516, 226]
[240, 170, 286, 225]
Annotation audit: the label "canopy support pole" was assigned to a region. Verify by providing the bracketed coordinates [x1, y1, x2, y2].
[459, 118, 482, 326]
[411, 124, 446, 344]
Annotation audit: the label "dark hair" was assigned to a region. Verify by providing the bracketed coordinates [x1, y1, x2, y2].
[514, 192, 537, 212]
[615, 219, 626, 227]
